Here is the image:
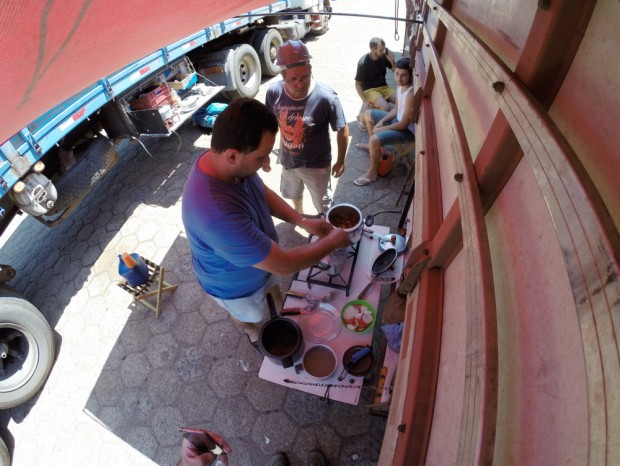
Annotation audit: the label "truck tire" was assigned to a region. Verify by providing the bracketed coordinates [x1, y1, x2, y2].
[223, 44, 262, 99]
[250, 29, 283, 77]
[45, 136, 118, 218]
[0, 436, 8, 466]
[0, 296, 55, 409]
[0, 437, 11, 466]
[310, 6, 330, 36]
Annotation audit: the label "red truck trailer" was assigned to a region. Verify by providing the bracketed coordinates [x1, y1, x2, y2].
[385, 1, 620, 465]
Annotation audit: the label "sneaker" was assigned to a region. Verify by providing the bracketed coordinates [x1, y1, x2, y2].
[353, 175, 377, 186]
[267, 452, 291, 466]
[305, 449, 327, 466]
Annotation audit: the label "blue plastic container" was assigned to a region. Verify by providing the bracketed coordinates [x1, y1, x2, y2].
[206, 102, 228, 116]
[118, 253, 150, 287]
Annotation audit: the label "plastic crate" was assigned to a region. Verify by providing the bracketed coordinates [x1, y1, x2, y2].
[130, 84, 174, 111]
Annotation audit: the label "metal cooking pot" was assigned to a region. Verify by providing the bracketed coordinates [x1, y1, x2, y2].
[258, 294, 304, 369]
[295, 344, 338, 380]
[326, 203, 363, 244]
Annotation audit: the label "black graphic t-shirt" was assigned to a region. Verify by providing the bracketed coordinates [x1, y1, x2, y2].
[265, 80, 347, 169]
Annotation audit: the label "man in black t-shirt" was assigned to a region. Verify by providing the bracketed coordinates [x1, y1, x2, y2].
[354, 37, 397, 114]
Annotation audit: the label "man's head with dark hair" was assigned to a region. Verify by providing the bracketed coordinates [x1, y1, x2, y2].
[394, 57, 413, 86]
[396, 57, 411, 70]
[211, 98, 279, 154]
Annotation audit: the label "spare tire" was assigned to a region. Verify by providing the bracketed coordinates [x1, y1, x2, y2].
[250, 28, 283, 77]
[0, 295, 55, 409]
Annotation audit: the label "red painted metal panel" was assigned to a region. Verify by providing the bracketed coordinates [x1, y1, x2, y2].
[0, 0, 270, 143]
[382, 0, 620, 464]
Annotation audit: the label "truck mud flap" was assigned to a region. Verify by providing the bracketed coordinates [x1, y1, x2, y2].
[42, 136, 118, 225]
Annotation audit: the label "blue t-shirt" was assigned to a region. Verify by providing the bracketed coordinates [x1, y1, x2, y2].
[182, 159, 278, 299]
[265, 80, 347, 169]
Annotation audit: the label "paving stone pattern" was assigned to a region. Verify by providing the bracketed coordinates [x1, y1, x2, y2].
[0, 1, 412, 464]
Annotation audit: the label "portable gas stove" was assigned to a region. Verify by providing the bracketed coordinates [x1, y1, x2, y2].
[293, 237, 361, 296]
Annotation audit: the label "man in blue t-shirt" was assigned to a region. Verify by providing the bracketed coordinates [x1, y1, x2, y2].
[266, 40, 349, 215]
[182, 98, 350, 349]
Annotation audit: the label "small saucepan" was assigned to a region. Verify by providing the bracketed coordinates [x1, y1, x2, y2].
[357, 248, 398, 300]
[294, 344, 338, 380]
[338, 345, 374, 380]
[258, 294, 304, 369]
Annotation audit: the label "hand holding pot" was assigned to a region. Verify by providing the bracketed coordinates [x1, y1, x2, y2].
[300, 217, 333, 237]
[325, 227, 352, 250]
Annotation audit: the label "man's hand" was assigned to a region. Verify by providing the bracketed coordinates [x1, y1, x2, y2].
[181, 429, 232, 466]
[325, 227, 354, 249]
[331, 160, 345, 178]
[300, 217, 333, 237]
[387, 49, 396, 66]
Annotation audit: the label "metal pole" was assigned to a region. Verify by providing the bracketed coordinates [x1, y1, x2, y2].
[235, 12, 422, 24]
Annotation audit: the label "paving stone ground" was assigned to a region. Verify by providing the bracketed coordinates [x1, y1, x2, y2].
[0, 1, 412, 464]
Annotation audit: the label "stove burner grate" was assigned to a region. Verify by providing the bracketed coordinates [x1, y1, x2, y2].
[293, 240, 360, 296]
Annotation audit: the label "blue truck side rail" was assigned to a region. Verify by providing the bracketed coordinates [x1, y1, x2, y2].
[0, 0, 292, 201]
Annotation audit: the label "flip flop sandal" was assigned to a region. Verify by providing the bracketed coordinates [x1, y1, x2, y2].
[353, 176, 377, 186]
[355, 143, 370, 152]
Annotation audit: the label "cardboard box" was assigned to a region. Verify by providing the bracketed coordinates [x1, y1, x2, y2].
[168, 72, 197, 91]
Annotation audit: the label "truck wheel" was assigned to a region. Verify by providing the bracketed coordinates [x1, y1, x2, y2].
[0, 436, 9, 466]
[310, 8, 330, 36]
[223, 44, 262, 99]
[250, 29, 283, 77]
[45, 136, 118, 218]
[0, 296, 55, 409]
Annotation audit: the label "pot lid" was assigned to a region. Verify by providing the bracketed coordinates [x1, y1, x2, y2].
[377, 233, 407, 254]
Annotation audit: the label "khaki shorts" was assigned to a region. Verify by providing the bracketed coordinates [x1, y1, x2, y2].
[212, 275, 280, 323]
[280, 166, 331, 214]
[363, 85, 396, 106]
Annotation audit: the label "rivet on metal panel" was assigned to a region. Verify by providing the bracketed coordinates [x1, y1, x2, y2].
[492, 81, 505, 93]
[454, 173, 464, 182]
[538, 0, 551, 10]
[397, 424, 406, 432]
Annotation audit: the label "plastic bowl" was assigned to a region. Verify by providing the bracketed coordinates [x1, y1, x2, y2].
[300, 303, 342, 343]
[340, 299, 376, 333]
[181, 95, 199, 112]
